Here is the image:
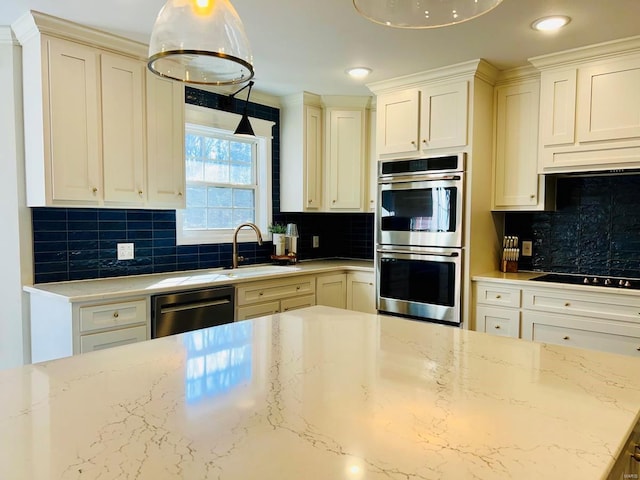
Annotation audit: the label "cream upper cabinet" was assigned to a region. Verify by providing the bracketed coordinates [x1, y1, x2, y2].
[531, 37, 640, 173]
[281, 93, 371, 212]
[44, 37, 103, 204]
[375, 81, 468, 158]
[492, 75, 554, 211]
[13, 11, 186, 209]
[146, 73, 186, 208]
[376, 89, 420, 155]
[325, 107, 366, 211]
[101, 53, 146, 205]
[280, 92, 323, 212]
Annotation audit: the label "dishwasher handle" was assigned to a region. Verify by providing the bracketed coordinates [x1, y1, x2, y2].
[160, 297, 231, 315]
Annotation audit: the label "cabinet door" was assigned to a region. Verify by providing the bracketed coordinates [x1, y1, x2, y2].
[47, 37, 102, 203]
[493, 81, 541, 209]
[346, 272, 376, 314]
[419, 81, 468, 150]
[576, 57, 640, 143]
[539, 69, 577, 147]
[316, 273, 347, 309]
[326, 108, 365, 210]
[146, 73, 186, 208]
[304, 105, 323, 210]
[79, 325, 147, 353]
[101, 53, 146, 204]
[376, 89, 419, 155]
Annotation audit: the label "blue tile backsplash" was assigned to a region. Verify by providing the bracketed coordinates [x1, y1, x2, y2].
[32, 87, 375, 283]
[505, 174, 640, 278]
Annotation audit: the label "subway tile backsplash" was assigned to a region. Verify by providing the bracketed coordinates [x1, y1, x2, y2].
[505, 174, 640, 278]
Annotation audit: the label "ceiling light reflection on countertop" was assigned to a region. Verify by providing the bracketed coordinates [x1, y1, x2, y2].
[347, 67, 372, 79]
[531, 15, 571, 32]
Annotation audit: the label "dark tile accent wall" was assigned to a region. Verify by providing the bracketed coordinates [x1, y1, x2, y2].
[505, 174, 640, 278]
[31, 88, 374, 283]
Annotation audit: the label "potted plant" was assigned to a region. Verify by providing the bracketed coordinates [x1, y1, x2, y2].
[269, 223, 287, 255]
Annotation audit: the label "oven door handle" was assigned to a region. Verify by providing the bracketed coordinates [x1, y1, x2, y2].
[376, 248, 459, 257]
[378, 174, 462, 184]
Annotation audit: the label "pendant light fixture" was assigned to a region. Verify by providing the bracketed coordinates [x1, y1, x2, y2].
[148, 0, 254, 85]
[231, 80, 255, 136]
[353, 0, 503, 29]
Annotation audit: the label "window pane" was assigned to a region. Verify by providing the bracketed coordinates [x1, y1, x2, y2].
[203, 136, 228, 160]
[185, 159, 204, 182]
[208, 187, 232, 207]
[230, 164, 253, 184]
[204, 160, 230, 183]
[183, 208, 207, 230]
[208, 208, 233, 229]
[233, 189, 254, 208]
[230, 142, 252, 162]
[232, 208, 254, 225]
[186, 185, 207, 207]
[185, 134, 202, 160]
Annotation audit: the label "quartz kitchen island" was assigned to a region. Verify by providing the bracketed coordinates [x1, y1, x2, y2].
[1, 306, 639, 479]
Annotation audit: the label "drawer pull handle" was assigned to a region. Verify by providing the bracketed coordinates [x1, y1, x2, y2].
[495, 295, 501, 299]
[296, 286, 301, 290]
[564, 302, 570, 307]
[563, 336, 570, 340]
[113, 312, 119, 318]
[259, 292, 264, 296]
[494, 325, 501, 329]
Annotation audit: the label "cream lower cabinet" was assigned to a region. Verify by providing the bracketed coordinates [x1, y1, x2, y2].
[317, 271, 376, 313]
[29, 294, 149, 362]
[235, 275, 316, 321]
[474, 279, 640, 356]
[474, 282, 522, 338]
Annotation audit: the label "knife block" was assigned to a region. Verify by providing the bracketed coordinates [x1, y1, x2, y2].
[500, 260, 518, 273]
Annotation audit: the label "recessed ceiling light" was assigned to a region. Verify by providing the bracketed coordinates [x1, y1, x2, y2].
[531, 15, 571, 32]
[346, 67, 372, 79]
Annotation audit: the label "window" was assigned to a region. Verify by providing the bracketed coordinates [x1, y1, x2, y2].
[177, 105, 274, 245]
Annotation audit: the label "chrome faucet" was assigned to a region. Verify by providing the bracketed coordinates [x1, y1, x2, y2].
[232, 222, 263, 269]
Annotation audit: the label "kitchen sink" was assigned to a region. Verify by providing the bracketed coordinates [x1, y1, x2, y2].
[217, 265, 301, 278]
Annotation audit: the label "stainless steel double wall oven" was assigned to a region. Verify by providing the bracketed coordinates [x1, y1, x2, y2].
[376, 153, 465, 325]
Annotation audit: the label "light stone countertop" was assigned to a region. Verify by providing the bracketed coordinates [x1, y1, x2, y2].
[23, 259, 374, 303]
[1, 305, 639, 479]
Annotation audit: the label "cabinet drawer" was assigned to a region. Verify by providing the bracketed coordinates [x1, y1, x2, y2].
[523, 289, 640, 323]
[236, 301, 280, 321]
[476, 283, 521, 308]
[236, 275, 315, 306]
[281, 294, 316, 312]
[523, 312, 640, 357]
[476, 306, 520, 338]
[79, 325, 147, 353]
[79, 299, 147, 333]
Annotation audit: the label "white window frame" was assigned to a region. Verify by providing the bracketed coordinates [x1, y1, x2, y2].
[177, 104, 275, 245]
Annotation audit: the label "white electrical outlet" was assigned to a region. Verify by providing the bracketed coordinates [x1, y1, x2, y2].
[312, 236, 320, 248]
[117, 243, 134, 260]
[522, 240, 533, 257]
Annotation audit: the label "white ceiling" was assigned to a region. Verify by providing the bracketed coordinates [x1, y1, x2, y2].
[2, 0, 640, 99]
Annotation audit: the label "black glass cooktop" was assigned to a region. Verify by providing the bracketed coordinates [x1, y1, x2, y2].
[530, 273, 640, 290]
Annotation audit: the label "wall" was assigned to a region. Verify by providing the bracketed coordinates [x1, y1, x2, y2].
[0, 28, 32, 369]
[32, 87, 375, 283]
[505, 174, 640, 278]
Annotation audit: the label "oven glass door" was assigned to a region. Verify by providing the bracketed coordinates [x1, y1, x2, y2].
[376, 247, 461, 325]
[377, 175, 463, 247]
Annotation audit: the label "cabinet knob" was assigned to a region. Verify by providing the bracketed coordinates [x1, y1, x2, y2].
[564, 302, 571, 307]
[138, 190, 143, 196]
[637, 347, 640, 352]
[422, 139, 427, 144]
[494, 325, 501, 329]
[283, 307, 289, 312]
[259, 291, 264, 296]
[370, 199, 374, 203]
[411, 140, 416, 146]
[632, 445, 640, 462]
[308, 199, 312, 203]
[92, 187, 98, 193]
[563, 336, 570, 340]
[496, 294, 501, 299]
[368, 282, 373, 286]
[296, 286, 301, 290]
[113, 311, 119, 318]
[530, 194, 535, 199]
[332, 199, 336, 203]
[178, 191, 183, 197]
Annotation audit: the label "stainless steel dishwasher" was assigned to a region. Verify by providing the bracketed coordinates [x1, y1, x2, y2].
[151, 285, 235, 338]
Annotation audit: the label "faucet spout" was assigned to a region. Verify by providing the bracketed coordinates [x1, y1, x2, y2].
[232, 223, 263, 269]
